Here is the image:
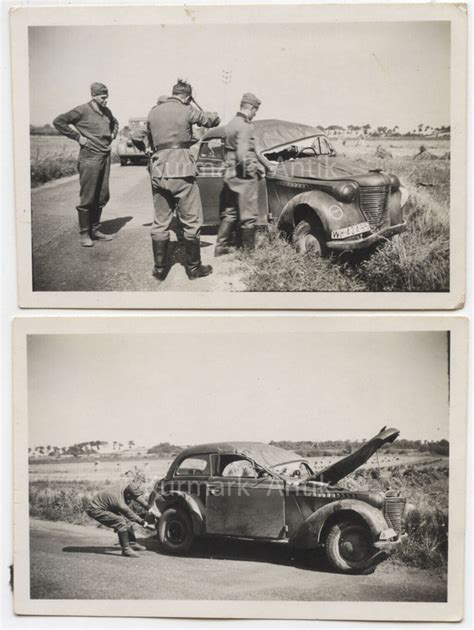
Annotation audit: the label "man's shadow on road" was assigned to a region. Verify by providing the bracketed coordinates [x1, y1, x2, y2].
[63, 544, 124, 557]
[99, 216, 133, 235]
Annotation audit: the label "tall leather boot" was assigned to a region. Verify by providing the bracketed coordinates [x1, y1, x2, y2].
[241, 226, 256, 252]
[128, 526, 147, 551]
[77, 209, 93, 247]
[185, 238, 213, 280]
[91, 207, 113, 241]
[214, 220, 235, 257]
[117, 529, 139, 558]
[152, 238, 169, 281]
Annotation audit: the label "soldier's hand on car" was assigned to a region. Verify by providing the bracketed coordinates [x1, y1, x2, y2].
[143, 522, 155, 531]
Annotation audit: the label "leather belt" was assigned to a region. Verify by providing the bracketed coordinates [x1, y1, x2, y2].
[153, 140, 193, 152]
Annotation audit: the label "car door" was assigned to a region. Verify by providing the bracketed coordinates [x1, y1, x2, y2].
[196, 139, 226, 226]
[205, 460, 286, 539]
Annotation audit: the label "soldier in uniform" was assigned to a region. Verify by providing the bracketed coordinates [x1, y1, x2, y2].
[214, 93, 265, 256]
[86, 482, 155, 558]
[147, 80, 221, 280]
[53, 82, 119, 247]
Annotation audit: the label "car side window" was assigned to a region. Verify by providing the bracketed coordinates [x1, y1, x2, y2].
[198, 139, 225, 162]
[218, 455, 258, 478]
[175, 455, 210, 477]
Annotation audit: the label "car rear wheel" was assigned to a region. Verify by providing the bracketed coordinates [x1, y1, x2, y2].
[119, 158, 127, 167]
[324, 520, 377, 574]
[157, 507, 194, 555]
[292, 218, 326, 256]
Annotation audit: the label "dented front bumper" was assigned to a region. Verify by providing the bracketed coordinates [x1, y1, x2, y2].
[374, 530, 408, 552]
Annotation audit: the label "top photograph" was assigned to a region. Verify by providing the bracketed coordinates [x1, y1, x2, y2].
[11, 3, 467, 309]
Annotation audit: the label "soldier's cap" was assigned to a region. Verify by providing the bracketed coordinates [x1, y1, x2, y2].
[241, 92, 261, 108]
[90, 82, 109, 97]
[157, 95, 169, 105]
[124, 482, 144, 498]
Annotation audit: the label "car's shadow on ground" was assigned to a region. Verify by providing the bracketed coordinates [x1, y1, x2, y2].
[137, 535, 335, 574]
[99, 216, 133, 235]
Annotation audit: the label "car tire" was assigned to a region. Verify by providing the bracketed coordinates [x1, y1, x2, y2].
[119, 158, 127, 167]
[157, 507, 194, 555]
[292, 218, 326, 256]
[324, 520, 377, 574]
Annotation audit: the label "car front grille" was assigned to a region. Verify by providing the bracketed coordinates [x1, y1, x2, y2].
[359, 185, 390, 228]
[383, 497, 406, 533]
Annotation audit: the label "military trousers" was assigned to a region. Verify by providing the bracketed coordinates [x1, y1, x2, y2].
[220, 176, 259, 229]
[77, 147, 111, 216]
[150, 174, 202, 241]
[87, 507, 130, 533]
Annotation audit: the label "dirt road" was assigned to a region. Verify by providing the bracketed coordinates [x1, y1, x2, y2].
[30, 519, 447, 601]
[31, 165, 245, 292]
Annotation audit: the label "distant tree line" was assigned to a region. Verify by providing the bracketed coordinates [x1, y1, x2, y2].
[269, 439, 449, 458]
[147, 442, 183, 456]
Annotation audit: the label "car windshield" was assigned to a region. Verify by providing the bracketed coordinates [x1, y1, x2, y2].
[271, 460, 314, 479]
[263, 135, 336, 163]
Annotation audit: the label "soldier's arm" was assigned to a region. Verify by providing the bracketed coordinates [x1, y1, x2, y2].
[53, 107, 83, 142]
[188, 107, 221, 129]
[117, 500, 146, 525]
[111, 115, 119, 140]
[134, 495, 150, 511]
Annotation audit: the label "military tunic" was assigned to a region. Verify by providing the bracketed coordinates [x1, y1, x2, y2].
[87, 483, 148, 533]
[147, 97, 220, 241]
[221, 112, 265, 228]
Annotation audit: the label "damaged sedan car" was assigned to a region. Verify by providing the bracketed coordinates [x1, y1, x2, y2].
[149, 427, 407, 574]
[197, 121, 409, 255]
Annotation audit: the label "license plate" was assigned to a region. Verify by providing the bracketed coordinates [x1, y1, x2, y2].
[331, 222, 370, 240]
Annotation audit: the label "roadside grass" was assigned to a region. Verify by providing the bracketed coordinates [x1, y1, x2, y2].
[239, 154, 450, 292]
[30, 148, 120, 188]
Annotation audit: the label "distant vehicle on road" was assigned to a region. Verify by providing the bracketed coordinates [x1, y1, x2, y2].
[149, 427, 408, 574]
[117, 117, 148, 166]
[197, 120, 409, 255]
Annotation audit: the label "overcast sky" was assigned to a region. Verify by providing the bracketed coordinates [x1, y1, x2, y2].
[29, 21, 450, 131]
[28, 332, 449, 449]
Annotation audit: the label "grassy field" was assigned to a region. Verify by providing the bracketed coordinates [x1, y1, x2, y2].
[29, 450, 448, 569]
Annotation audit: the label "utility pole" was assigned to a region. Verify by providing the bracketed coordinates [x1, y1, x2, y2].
[221, 69, 232, 124]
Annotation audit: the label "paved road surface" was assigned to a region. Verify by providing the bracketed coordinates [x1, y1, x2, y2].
[31, 165, 245, 292]
[30, 519, 447, 601]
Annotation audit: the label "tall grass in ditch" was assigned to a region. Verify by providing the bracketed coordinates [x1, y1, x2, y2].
[239, 155, 450, 293]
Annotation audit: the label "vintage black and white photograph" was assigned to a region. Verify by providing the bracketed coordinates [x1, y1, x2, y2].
[13, 316, 467, 620]
[11, 4, 467, 309]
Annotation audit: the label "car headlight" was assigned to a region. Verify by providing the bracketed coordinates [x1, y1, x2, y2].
[388, 174, 401, 192]
[338, 183, 357, 203]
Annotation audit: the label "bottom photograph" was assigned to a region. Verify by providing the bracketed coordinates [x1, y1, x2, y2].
[13, 316, 467, 621]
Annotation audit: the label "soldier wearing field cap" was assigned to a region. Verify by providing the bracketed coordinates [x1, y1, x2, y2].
[147, 79, 221, 281]
[53, 82, 119, 247]
[215, 92, 266, 256]
[86, 482, 155, 558]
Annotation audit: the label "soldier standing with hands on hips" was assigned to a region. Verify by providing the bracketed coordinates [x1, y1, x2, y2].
[53, 82, 119, 247]
[146, 79, 220, 281]
[215, 92, 266, 256]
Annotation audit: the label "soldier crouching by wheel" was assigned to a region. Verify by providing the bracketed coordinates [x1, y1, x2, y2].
[86, 482, 155, 558]
[146, 79, 221, 281]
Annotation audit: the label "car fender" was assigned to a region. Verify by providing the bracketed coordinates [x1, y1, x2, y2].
[157, 491, 205, 536]
[277, 190, 363, 237]
[289, 498, 389, 549]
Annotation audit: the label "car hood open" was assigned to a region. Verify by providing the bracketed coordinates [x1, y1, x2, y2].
[313, 426, 400, 485]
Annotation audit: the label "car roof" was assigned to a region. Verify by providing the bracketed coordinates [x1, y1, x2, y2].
[202, 119, 325, 151]
[177, 441, 305, 467]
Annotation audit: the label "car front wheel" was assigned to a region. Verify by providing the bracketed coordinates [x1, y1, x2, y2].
[292, 218, 326, 256]
[324, 520, 377, 574]
[157, 507, 194, 555]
